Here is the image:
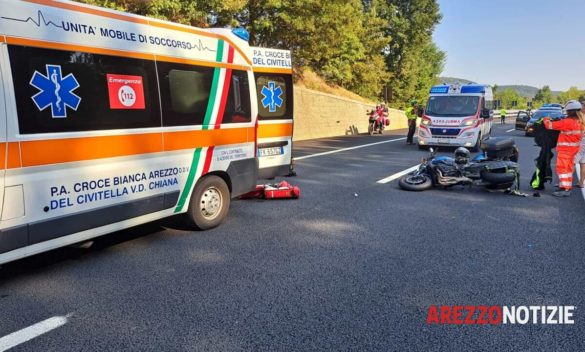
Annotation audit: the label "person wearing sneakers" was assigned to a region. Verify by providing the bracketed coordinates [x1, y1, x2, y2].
[543, 100, 585, 197]
[575, 101, 585, 188]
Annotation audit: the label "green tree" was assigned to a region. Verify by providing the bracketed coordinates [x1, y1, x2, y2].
[79, 0, 247, 26]
[411, 42, 445, 103]
[240, 0, 390, 98]
[495, 88, 526, 109]
[533, 85, 554, 105]
[557, 86, 583, 103]
[376, 0, 444, 107]
[76, 0, 444, 102]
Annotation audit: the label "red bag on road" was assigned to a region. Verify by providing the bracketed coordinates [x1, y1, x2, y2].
[239, 181, 300, 200]
[264, 181, 300, 199]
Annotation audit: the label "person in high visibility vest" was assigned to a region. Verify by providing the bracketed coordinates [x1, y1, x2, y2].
[543, 100, 585, 197]
[406, 100, 418, 144]
[500, 108, 507, 124]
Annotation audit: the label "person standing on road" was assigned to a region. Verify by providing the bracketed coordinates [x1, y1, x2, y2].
[500, 108, 507, 124]
[544, 100, 585, 197]
[530, 116, 559, 190]
[406, 100, 418, 145]
[575, 102, 585, 188]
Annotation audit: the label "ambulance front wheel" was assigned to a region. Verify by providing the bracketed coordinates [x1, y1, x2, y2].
[470, 133, 481, 152]
[186, 175, 230, 230]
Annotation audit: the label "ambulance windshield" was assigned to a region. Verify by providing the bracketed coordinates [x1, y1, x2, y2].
[426, 96, 479, 117]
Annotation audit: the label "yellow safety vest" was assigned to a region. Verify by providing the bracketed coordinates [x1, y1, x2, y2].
[406, 107, 417, 120]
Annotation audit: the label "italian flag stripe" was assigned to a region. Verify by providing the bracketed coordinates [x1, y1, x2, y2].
[203, 146, 215, 173]
[174, 40, 226, 213]
[214, 45, 235, 128]
[202, 39, 225, 129]
[174, 147, 203, 212]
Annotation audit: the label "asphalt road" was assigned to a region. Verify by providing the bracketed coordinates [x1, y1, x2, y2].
[1, 122, 584, 351]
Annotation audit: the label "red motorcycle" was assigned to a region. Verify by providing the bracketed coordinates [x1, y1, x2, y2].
[367, 110, 388, 135]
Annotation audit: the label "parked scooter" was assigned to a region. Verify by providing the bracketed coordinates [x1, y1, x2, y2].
[399, 137, 521, 192]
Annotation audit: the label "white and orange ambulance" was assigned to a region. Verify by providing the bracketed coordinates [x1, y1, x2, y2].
[0, 0, 294, 264]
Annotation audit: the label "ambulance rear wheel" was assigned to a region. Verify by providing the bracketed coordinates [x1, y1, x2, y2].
[186, 175, 230, 230]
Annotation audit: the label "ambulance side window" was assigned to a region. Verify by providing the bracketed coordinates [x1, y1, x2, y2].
[157, 62, 213, 127]
[222, 70, 251, 124]
[8, 45, 160, 134]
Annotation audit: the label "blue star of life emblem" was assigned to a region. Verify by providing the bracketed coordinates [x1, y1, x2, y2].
[261, 81, 283, 113]
[30, 64, 81, 118]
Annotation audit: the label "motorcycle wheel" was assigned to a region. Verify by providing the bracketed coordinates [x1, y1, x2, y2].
[368, 123, 374, 135]
[399, 173, 433, 191]
[480, 170, 516, 184]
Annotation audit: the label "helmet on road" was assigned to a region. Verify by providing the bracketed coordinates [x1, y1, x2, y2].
[564, 100, 582, 111]
[454, 147, 471, 165]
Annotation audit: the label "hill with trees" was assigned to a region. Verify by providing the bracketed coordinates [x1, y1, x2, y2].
[494, 85, 584, 109]
[77, 0, 445, 108]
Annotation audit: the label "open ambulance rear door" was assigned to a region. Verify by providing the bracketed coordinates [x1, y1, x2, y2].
[251, 47, 294, 179]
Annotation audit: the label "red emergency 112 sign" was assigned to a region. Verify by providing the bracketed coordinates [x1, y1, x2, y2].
[107, 74, 145, 110]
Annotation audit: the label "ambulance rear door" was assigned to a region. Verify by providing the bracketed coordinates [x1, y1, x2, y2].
[252, 47, 294, 179]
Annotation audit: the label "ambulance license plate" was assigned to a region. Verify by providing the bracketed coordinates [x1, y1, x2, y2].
[437, 138, 450, 144]
[258, 147, 284, 157]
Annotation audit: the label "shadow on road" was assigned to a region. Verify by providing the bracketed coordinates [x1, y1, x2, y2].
[0, 215, 193, 280]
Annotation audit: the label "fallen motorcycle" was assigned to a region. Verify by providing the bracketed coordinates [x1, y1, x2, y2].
[399, 137, 521, 192]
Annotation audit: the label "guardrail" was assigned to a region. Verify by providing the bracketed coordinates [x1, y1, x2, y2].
[494, 109, 522, 119]
[491, 110, 525, 122]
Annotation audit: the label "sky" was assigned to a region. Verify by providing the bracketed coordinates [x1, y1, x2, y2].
[433, 0, 585, 91]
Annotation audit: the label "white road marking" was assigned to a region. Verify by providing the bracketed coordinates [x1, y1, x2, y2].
[0, 314, 71, 352]
[377, 165, 420, 184]
[505, 128, 515, 133]
[295, 137, 407, 161]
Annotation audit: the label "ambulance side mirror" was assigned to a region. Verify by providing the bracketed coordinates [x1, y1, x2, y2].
[480, 109, 491, 118]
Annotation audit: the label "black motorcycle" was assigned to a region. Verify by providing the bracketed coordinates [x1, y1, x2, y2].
[399, 137, 520, 192]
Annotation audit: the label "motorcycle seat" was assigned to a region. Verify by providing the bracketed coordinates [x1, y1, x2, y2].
[480, 137, 516, 152]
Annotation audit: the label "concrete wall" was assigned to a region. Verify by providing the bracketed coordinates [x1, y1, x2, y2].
[293, 87, 408, 141]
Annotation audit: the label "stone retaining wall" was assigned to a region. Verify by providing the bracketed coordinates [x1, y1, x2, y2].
[293, 87, 408, 141]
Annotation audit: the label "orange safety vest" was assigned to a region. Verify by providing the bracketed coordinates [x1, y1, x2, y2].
[543, 117, 583, 150]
